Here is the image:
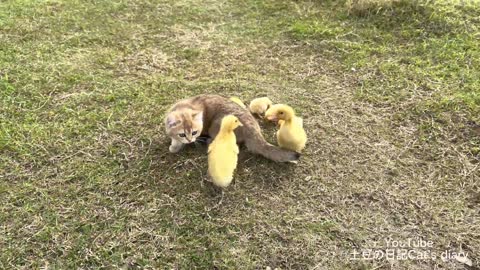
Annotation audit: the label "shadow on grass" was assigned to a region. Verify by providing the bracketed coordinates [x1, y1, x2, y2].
[292, 0, 464, 41]
[345, 0, 453, 35]
[147, 137, 299, 198]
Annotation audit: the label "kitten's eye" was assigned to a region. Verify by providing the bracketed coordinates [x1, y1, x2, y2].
[192, 131, 198, 136]
[179, 133, 186, 138]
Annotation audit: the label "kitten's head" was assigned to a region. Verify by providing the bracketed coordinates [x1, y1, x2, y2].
[165, 108, 203, 144]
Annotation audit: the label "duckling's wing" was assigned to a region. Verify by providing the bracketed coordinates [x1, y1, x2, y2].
[207, 142, 216, 154]
[233, 144, 240, 154]
[296, 117, 303, 128]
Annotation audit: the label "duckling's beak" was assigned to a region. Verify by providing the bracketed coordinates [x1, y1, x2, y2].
[266, 115, 277, 121]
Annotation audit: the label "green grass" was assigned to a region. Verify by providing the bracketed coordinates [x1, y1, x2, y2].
[1, 0, 479, 269]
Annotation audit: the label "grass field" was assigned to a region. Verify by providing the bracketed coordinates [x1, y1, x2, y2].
[1, 0, 479, 269]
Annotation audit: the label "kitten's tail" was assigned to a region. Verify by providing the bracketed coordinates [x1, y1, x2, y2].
[245, 133, 300, 163]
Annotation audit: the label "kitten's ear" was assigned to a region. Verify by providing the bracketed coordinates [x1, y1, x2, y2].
[192, 110, 203, 122]
[165, 113, 180, 128]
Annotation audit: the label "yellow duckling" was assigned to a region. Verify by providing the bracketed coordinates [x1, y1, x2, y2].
[208, 115, 243, 187]
[229, 96, 247, 109]
[249, 97, 273, 117]
[278, 117, 302, 128]
[265, 104, 307, 153]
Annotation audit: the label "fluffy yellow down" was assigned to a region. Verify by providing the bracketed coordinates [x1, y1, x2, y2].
[249, 97, 273, 116]
[229, 97, 247, 109]
[208, 115, 243, 187]
[265, 104, 307, 152]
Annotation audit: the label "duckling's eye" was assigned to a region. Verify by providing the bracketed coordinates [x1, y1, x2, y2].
[179, 133, 186, 138]
[280, 111, 284, 115]
[192, 131, 198, 136]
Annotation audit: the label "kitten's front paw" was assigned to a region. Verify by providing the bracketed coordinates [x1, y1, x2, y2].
[169, 144, 183, 153]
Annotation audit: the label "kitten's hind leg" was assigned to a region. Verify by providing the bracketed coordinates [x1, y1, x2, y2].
[169, 139, 184, 153]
